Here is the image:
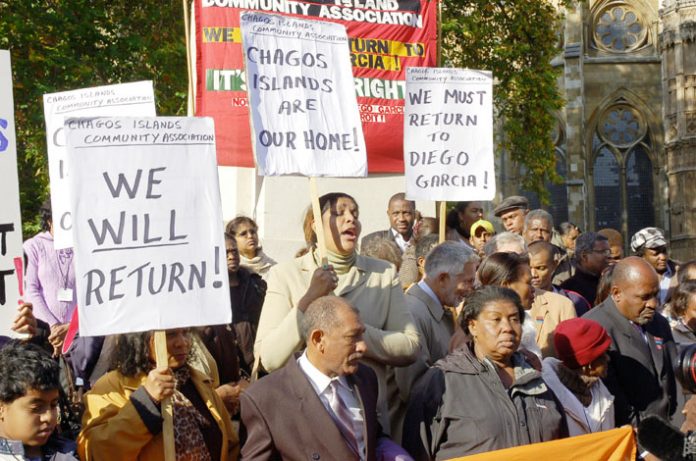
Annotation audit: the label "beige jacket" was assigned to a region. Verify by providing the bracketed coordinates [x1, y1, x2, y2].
[254, 252, 419, 430]
[529, 289, 577, 358]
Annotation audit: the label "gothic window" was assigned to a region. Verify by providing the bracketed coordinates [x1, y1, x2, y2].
[592, 2, 649, 53]
[592, 102, 654, 236]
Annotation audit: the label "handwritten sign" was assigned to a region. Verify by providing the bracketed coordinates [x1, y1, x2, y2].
[44, 81, 156, 249]
[65, 117, 231, 336]
[404, 68, 495, 201]
[241, 12, 367, 177]
[0, 50, 24, 337]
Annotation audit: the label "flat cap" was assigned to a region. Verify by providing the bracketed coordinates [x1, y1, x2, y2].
[631, 227, 668, 253]
[493, 195, 529, 217]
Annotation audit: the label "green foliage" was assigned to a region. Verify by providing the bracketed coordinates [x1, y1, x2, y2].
[0, 1, 188, 238]
[442, 0, 571, 202]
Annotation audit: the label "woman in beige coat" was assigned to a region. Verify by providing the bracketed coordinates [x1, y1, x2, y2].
[254, 192, 419, 428]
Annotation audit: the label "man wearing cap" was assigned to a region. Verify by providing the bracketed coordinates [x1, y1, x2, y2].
[583, 257, 677, 427]
[631, 227, 679, 306]
[542, 318, 615, 436]
[493, 195, 529, 235]
[469, 219, 495, 257]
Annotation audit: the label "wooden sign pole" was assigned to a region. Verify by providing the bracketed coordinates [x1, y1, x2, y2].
[438, 201, 447, 243]
[154, 330, 175, 461]
[309, 177, 329, 265]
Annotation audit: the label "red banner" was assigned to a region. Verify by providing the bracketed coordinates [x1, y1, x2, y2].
[195, 0, 439, 172]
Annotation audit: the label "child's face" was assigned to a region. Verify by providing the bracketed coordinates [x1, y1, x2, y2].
[0, 388, 59, 449]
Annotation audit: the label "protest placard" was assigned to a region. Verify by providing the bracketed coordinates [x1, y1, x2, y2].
[65, 116, 231, 337]
[44, 81, 156, 250]
[241, 12, 367, 177]
[195, 0, 438, 172]
[0, 50, 24, 337]
[404, 67, 495, 202]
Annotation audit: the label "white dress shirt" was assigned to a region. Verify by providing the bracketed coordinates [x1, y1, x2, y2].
[298, 352, 366, 459]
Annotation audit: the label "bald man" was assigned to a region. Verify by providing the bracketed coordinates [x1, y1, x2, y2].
[583, 257, 677, 427]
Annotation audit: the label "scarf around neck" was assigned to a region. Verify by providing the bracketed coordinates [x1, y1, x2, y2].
[171, 366, 212, 461]
[240, 250, 276, 275]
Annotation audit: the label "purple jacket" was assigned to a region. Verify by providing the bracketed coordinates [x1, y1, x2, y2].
[23, 232, 77, 325]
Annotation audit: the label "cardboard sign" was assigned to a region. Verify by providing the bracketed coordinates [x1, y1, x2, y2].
[404, 67, 495, 201]
[0, 50, 24, 338]
[195, 0, 438, 172]
[65, 116, 231, 336]
[241, 12, 367, 177]
[44, 81, 156, 249]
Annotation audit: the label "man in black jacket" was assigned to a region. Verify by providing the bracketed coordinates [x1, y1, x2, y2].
[584, 257, 677, 427]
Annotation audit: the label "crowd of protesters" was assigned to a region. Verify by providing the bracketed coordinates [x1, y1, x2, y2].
[1, 191, 694, 461]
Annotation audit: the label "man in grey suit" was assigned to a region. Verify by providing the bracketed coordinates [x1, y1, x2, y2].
[583, 257, 677, 427]
[240, 296, 409, 460]
[390, 242, 479, 440]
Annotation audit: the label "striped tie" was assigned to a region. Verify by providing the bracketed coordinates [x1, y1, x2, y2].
[328, 380, 361, 459]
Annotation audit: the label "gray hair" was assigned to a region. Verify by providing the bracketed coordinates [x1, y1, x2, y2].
[524, 209, 554, 232]
[574, 232, 608, 263]
[483, 232, 527, 256]
[424, 242, 479, 278]
[299, 296, 359, 341]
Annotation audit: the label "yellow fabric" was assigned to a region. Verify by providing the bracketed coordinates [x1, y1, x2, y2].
[448, 426, 635, 461]
[78, 368, 239, 461]
[530, 289, 577, 358]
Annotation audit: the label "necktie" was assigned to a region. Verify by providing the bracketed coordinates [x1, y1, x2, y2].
[328, 380, 361, 458]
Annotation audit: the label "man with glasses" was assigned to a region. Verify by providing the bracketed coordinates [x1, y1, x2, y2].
[631, 227, 679, 306]
[561, 232, 611, 307]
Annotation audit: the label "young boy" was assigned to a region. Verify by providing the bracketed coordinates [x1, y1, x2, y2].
[0, 342, 77, 460]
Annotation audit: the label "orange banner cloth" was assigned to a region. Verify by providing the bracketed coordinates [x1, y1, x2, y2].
[448, 426, 636, 461]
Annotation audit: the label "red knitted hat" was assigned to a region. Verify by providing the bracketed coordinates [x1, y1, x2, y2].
[554, 318, 611, 369]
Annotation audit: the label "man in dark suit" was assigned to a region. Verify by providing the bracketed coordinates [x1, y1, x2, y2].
[583, 257, 677, 427]
[240, 296, 407, 460]
[360, 193, 415, 254]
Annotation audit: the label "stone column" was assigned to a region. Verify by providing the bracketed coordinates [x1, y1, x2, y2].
[660, 0, 696, 260]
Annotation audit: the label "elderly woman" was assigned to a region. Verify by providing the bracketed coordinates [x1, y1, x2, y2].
[477, 252, 542, 359]
[226, 216, 276, 277]
[542, 318, 614, 436]
[403, 286, 567, 460]
[255, 192, 419, 426]
[78, 328, 238, 461]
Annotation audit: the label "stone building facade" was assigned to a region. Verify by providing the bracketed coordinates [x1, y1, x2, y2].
[499, 0, 695, 260]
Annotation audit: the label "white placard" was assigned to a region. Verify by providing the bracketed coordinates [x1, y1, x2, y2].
[65, 117, 231, 336]
[404, 67, 495, 201]
[44, 81, 156, 249]
[241, 12, 367, 177]
[0, 50, 24, 337]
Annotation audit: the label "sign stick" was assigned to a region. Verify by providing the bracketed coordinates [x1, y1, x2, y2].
[183, 0, 195, 114]
[438, 201, 447, 243]
[309, 177, 328, 265]
[154, 330, 175, 461]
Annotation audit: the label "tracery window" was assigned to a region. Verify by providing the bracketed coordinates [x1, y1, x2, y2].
[592, 102, 654, 235]
[592, 2, 649, 53]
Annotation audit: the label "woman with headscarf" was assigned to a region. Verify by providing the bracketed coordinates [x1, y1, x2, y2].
[78, 328, 238, 461]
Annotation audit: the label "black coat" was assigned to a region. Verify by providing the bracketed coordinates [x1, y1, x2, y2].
[583, 297, 677, 426]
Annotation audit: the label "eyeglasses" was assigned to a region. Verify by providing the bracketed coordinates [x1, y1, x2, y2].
[589, 249, 611, 256]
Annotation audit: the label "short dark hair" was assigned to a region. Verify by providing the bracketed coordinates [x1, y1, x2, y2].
[478, 252, 530, 287]
[299, 296, 359, 341]
[460, 286, 524, 334]
[0, 342, 60, 403]
[574, 232, 609, 263]
[361, 237, 401, 270]
[388, 192, 414, 209]
[671, 280, 696, 318]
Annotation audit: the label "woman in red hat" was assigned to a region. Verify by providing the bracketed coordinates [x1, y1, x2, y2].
[541, 317, 615, 436]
